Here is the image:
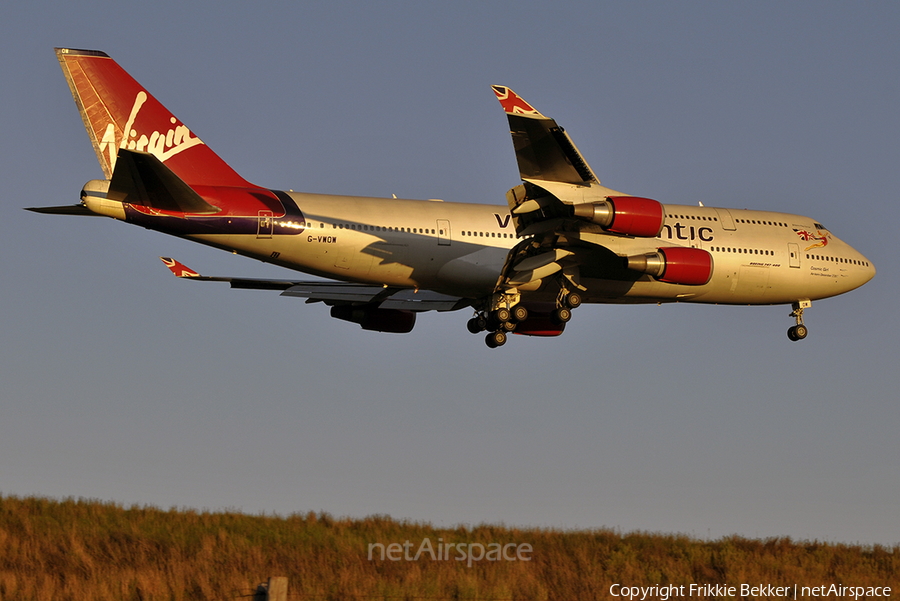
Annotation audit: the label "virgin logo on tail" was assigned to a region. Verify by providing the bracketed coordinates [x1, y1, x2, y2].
[98, 91, 204, 173]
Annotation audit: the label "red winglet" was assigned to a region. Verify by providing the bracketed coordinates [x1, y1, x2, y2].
[491, 85, 546, 118]
[160, 257, 200, 278]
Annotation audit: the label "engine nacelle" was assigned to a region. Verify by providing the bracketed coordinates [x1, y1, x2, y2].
[513, 314, 566, 337]
[626, 246, 713, 286]
[572, 196, 664, 237]
[330, 305, 416, 333]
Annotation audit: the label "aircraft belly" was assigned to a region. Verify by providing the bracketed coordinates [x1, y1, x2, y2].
[436, 247, 506, 296]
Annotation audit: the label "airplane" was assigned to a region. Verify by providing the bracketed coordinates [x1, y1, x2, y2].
[29, 48, 875, 349]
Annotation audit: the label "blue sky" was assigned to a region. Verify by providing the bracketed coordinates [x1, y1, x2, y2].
[1, 2, 897, 546]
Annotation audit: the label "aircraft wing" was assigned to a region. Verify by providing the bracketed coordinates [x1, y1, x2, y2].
[492, 86, 638, 235]
[491, 85, 598, 186]
[160, 257, 466, 311]
[491, 88, 671, 296]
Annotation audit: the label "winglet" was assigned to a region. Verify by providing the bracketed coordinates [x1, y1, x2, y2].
[160, 257, 200, 278]
[491, 86, 546, 118]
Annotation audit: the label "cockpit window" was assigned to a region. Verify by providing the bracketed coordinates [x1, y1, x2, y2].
[814, 222, 827, 230]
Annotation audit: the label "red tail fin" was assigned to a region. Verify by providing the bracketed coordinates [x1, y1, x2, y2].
[56, 48, 253, 188]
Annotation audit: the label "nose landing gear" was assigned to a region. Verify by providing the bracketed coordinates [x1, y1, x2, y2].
[787, 299, 811, 341]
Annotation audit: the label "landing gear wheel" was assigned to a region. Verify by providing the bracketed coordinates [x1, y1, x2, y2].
[493, 308, 511, 323]
[502, 320, 517, 332]
[794, 324, 808, 340]
[485, 330, 507, 348]
[467, 317, 484, 334]
[552, 307, 572, 325]
[512, 305, 529, 323]
[564, 292, 582, 309]
[787, 325, 808, 341]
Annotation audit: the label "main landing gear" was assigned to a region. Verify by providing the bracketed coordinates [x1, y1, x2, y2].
[787, 299, 811, 342]
[553, 290, 581, 325]
[467, 288, 583, 348]
[467, 305, 527, 348]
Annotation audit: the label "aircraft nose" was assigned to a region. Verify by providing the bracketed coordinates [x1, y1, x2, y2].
[865, 257, 876, 282]
[855, 252, 876, 287]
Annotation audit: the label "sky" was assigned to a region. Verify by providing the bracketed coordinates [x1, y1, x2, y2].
[1, 2, 898, 547]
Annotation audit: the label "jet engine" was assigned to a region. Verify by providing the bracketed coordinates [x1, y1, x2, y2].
[626, 246, 713, 286]
[513, 314, 566, 337]
[330, 305, 416, 333]
[572, 196, 664, 237]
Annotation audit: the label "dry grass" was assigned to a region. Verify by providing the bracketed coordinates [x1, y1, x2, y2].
[0, 495, 896, 600]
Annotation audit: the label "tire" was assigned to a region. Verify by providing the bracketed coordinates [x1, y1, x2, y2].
[494, 308, 511, 323]
[565, 292, 582, 309]
[794, 324, 808, 340]
[485, 331, 507, 348]
[502, 320, 517, 332]
[512, 305, 529, 323]
[787, 326, 798, 341]
[552, 307, 572, 324]
[467, 318, 483, 334]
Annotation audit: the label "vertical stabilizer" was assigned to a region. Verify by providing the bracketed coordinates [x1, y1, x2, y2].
[55, 48, 253, 188]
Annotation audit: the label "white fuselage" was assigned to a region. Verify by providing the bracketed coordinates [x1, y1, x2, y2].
[188, 192, 875, 307]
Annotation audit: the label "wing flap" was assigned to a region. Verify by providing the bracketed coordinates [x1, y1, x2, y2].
[378, 290, 466, 311]
[281, 284, 389, 303]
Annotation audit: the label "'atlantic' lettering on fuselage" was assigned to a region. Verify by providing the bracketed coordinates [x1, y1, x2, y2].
[659, 222, 714, 242]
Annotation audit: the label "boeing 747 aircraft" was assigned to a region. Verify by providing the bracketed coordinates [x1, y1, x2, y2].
[30, 48, 875, 348]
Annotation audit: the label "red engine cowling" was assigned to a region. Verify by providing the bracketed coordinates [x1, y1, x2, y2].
[626, 246, 713, 286]
[658, 247, 713, 285]
[330, 305, 416, 333]
[572, 196, 664, 238]
[513, 314, 566, 337]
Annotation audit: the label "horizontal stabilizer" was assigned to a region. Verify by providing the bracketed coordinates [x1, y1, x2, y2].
[25, 204, 95, 216]
[110, 150, 220, 214]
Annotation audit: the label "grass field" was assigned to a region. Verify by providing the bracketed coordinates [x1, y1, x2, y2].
[0, 495, 895, 600]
